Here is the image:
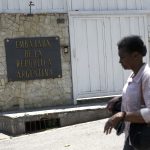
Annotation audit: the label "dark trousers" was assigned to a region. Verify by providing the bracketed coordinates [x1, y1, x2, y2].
[123, 137, 135, 150]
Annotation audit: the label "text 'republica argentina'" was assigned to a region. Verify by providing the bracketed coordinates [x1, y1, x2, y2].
[5, 37, 62, 81]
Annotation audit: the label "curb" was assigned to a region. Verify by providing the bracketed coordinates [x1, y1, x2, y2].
[0, 103, 111, 136]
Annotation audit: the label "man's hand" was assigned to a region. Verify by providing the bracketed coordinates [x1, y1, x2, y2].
[104, 112, 125, 135]
[107, 96, 121, 112]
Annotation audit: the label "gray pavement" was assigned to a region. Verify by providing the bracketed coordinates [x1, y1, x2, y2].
[0, 118, 124, 150]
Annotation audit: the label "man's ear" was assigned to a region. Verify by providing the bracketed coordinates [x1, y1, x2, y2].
[132, 52, 140, 58]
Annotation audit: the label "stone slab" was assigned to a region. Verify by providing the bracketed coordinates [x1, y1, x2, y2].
[0, 103, 111, 136]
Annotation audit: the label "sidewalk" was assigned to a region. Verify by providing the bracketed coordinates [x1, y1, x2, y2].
[0, 118, 124, 150]
[0, 133, 9, 140]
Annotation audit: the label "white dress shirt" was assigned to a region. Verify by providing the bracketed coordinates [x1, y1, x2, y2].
[121, 63, 150, 137]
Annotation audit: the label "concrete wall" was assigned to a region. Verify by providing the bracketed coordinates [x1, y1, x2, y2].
[0, 13, 73, 111]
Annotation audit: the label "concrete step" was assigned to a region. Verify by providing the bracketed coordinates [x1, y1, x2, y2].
[76, 95, 120, 105]
[0, 102, 111, 136]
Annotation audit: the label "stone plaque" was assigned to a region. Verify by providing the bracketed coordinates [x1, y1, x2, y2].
[5, 37, 62, 81]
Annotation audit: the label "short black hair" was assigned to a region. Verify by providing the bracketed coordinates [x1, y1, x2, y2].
[117, 35, 147, 56]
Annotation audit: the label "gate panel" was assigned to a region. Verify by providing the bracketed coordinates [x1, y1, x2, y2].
[74, 19, 90, 93]
[86, 20, 101, 91]
[69, 13, 149, 101]
[97, 20, 107, 91]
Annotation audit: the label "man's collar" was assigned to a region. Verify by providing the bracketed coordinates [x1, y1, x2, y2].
[132, 63, 147, 83]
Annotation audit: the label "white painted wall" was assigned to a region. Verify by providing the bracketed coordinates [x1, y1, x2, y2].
[0, 0, 68, 13]
[0, 0, 150, 13]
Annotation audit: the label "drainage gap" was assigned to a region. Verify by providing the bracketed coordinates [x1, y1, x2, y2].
[25, 118, 60, 133]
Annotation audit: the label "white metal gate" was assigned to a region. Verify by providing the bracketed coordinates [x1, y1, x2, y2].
[69, 12, 149, 103]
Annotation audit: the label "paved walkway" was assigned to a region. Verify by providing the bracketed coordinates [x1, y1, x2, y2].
[0, 118, 124, 150]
